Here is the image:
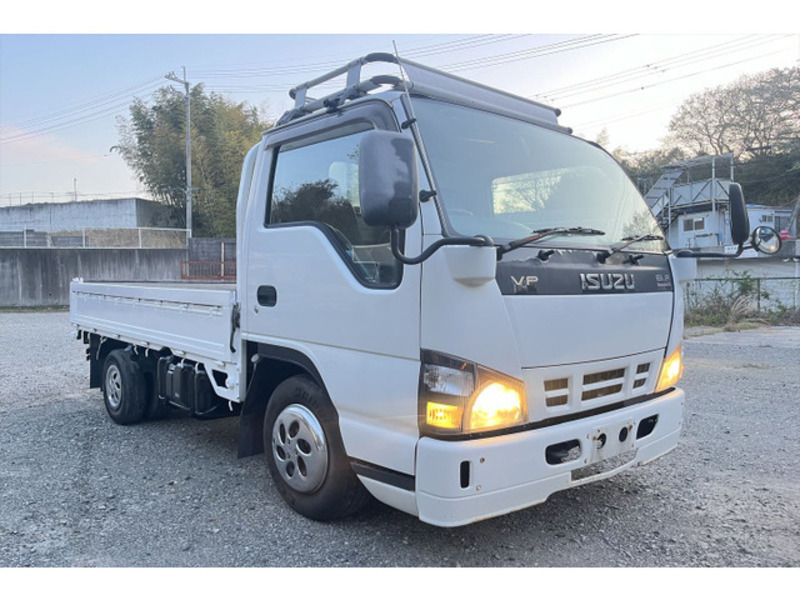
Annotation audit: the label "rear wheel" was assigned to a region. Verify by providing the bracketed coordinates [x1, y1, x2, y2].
[263, 375, 370, 521]
[102, 349, 146, 425]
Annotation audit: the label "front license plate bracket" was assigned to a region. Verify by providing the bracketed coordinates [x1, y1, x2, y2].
[588, 420, 635, 465]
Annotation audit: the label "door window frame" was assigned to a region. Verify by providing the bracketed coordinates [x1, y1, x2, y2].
[264, 98, 408, 290]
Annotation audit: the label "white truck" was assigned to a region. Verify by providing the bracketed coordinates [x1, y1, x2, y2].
[70, 54, 781, 527]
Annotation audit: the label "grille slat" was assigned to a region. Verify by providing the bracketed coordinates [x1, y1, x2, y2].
[544, 378, 568, 392]
[582, 384, 624, 401]
[583, 368, 625, 385]
[582, 378, 625, 393]
[545, 393, 569, 407]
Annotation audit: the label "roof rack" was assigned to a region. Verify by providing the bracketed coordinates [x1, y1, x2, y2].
[278, 53, 567, 133]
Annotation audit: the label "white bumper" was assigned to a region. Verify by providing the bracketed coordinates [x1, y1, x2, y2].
[415, 388, 684, 527]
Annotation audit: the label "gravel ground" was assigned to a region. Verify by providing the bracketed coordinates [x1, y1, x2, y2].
[1, 311, 798, 568]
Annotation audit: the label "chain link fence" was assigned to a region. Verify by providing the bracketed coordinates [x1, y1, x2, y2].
[0, 227, 188, 249]
[684, 275, 800, 325]
[180, 261, 237, 281]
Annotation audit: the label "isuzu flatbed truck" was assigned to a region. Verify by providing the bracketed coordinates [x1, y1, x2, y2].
[70, 54, 781, 527]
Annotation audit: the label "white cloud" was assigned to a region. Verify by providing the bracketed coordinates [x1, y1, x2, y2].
[0, 126, 104, 166]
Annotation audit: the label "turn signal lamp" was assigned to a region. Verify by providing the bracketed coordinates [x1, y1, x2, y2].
[426, 402, 463, 430]
[655, 344, 684, 393]
[421, 351, 527, 435]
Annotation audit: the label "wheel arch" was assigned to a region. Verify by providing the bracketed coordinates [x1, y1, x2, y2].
[237, 342, 330, 459]
[86, 333, 131, 390]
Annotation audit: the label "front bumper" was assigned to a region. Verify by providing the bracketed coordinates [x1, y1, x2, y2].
[415, 388, 684, 527]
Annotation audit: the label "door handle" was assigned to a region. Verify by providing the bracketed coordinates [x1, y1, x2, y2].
[257, 285, 277, 307]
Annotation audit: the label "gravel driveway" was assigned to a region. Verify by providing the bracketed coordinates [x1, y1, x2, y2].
[1, 311, 798, 567]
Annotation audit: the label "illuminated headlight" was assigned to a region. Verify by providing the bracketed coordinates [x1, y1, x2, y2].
[655, 344, 684, 393]
[420, 351, 527, 435]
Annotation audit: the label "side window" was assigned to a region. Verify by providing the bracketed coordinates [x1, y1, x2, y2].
[269, 125, 400, 287]
[683, 217, 705, 232]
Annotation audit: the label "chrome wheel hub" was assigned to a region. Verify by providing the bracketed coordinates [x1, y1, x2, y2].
[271, 404, 328, 493]
[105, 364, 122, 410]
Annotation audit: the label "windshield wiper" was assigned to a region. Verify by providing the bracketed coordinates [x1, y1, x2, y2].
[596, 233, 664, 263]
[497, 226, 606, 259]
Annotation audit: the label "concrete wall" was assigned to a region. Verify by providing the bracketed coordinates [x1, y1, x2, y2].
[188, 238, 236, 261]
[696, 254, 800, 280]
[0, 248, 187, 307]
[0, 198, 168, 232]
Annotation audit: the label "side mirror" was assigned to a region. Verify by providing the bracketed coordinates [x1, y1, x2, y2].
[751, 226, 782, 255]
[359, 130, 418, 229]
[728, 183, 750, 246]
[358, 130, 493, 265]
[675, 183, 782, 259]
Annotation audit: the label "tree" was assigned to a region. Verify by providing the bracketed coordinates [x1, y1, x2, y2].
[614, 145, 688, 194]
[668, 67, 800, 160]
[115, 85, 271, 237]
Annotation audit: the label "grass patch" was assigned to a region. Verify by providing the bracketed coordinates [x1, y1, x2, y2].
[0, 305, 69, 313]
[684, 270, 800, 327]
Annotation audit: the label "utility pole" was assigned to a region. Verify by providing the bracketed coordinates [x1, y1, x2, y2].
[788, 191, 800, 238]
[165, 67, 192, 239]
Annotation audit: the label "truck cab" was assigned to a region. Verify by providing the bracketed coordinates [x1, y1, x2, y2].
[235, 54, 686, 526]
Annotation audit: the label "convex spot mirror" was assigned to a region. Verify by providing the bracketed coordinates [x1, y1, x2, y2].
[751, 226, 782, 255]
[358, 130, 419, 229]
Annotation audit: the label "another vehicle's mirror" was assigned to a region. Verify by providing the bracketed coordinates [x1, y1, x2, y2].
[359, 130, 419, 229]
[728, 183, 750, 246]
[751, 226, 782, 255]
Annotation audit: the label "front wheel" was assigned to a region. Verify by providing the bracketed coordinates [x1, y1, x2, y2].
[263, 375, 370, 521]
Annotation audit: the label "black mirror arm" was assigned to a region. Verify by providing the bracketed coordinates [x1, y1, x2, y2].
[390, 226, 494, 265]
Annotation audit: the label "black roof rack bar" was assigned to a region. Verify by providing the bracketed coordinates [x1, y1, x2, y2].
[280, 52, 565, 131]
[279, 74, 402, 125]
[289, 53, 398, 104]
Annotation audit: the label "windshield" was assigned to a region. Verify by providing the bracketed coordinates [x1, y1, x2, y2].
[412, 98, 666, 252]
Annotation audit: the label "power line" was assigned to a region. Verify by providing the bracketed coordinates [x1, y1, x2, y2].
[541, 35, 759, 99]
[570, 99, 682, 132]
[191, 34, 523, 80]
[2, 34, 526, 144]
[561, 47, 790, 110]
[438, 34, 637, 72]
[197, 35, 638, 102]
[0, 83, 164, 144]
[540, 34, 793, 103]
[2, 77, 164, 131]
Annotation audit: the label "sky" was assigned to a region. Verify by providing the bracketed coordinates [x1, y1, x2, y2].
[1, 2, 799, 206]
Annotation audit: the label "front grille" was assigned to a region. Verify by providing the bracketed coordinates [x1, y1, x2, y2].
[533, 353, 660, 421]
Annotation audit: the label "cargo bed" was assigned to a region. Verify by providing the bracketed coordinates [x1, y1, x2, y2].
[70, 279, 240, 401]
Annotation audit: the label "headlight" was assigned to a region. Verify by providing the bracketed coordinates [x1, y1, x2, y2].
[420, 351, 527, 436]
[655, 344, 684, 393]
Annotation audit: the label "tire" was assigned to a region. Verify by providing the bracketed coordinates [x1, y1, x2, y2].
[102, 349, 146, 425]
[263, 375, 370, 521]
